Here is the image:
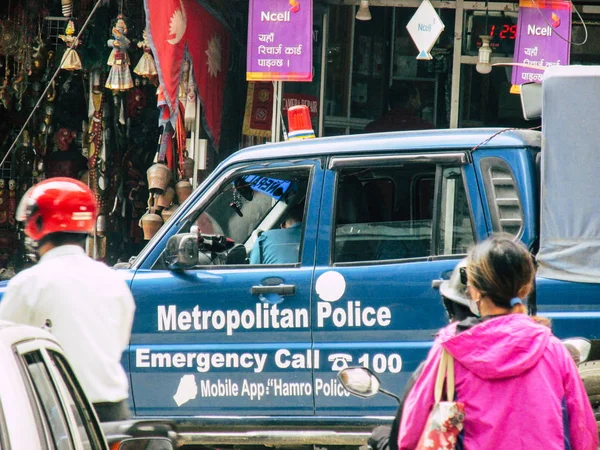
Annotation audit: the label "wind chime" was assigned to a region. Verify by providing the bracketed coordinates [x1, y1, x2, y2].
[142, 61, 196, 240]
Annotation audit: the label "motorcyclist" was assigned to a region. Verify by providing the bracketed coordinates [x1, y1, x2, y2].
[0, 178, 136, 422]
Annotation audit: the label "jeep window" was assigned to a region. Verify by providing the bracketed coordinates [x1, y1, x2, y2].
[153, 168, 310, 268]
[333, 163, 473, 263]
[23, 351, 74, 450]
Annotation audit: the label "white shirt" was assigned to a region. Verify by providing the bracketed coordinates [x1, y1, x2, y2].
[0, 245, 135, 403]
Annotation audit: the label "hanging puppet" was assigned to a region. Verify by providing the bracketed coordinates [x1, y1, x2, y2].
[105, 15, 133, 91]
[133, 28, 157, 83]
[58, 20, 82, 71]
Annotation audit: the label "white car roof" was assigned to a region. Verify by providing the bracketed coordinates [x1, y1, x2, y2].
[0, 320, 60, 348]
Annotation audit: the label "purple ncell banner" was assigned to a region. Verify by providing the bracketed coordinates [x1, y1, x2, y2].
[511, 0, 571, 92]
[247, 0, 313, 82]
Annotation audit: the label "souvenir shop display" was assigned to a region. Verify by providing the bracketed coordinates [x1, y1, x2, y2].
[0, 1, 161, 267]
[133, 29, 157, 83]
[105, 15, 134, 92]
[0, 0, 229, 270]
[58, 20, 82, 71]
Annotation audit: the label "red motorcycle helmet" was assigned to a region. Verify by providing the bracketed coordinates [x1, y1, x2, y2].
[16, 177, 97, 242]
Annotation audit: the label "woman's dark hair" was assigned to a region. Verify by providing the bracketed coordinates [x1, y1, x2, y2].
[466, 233, 535, 309]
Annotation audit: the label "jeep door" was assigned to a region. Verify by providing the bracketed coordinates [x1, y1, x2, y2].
[311, 151, 486, 415]
[128, 159, 324, 416]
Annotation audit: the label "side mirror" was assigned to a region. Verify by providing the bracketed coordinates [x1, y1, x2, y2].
[337, 367, 381, 398]
[164, 233, 199, 270]
[118, 437, 174, 450]
[562, 338, 591, 365]
[520, 82, 542, 120]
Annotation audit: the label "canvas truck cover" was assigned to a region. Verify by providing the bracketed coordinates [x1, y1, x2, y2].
[537, 65, 600, 283]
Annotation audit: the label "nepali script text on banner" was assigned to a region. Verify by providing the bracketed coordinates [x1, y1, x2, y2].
[247, 0, 313, 82]
[511, 0, 571, 93]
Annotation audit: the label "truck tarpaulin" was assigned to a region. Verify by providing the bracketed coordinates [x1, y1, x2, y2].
[537, 65, 600, 283]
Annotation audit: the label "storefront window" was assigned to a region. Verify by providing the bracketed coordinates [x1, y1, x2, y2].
[571, 15, 600, 64]
[351, 6, 391, 120]
[325, 6, 354, 118]
[324, 5, 453, 136]
[391, 8, 453, 129]
[460, 64, 529, 128]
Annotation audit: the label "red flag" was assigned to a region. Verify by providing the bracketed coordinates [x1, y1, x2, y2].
[144, 0, 230, 149]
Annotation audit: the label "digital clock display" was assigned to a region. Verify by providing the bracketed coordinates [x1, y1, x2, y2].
[488, 23, 518, 41]
[466, 12, 518, 55]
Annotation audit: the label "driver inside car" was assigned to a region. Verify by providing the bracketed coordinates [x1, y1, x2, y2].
[249, 202, 304, 265]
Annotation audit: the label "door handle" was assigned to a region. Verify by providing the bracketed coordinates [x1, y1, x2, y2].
[431, 279, 443, 289]
[251, 284, 296, 295]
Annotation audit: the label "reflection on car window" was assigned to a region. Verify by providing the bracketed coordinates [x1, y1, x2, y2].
[48, 351, 104, 450]
[153, 168, 310, 269]
[333, 164, 474, 263]
[24, 351, 74, 450]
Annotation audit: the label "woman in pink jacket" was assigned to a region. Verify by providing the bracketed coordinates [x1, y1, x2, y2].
[397, 234, 597, 450]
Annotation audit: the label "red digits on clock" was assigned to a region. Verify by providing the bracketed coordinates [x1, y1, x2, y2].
[489, 23, 517, 40]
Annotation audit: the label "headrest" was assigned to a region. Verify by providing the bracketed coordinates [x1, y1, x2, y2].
[337, 176, 369, 225]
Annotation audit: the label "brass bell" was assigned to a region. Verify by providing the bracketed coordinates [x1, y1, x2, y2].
[175, 180, 193, 204]
[161, 204, 179, 222]
[147, 163, 172, 193]
[156, 186, 175, 209]
[140, 212, 164, 240]
[182, 156, 195, 179]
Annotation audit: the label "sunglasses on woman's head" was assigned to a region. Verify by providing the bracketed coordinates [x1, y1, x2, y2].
[460, 266, 468, 285]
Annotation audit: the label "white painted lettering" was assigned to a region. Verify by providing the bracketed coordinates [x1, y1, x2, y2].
[158, 305, 176, 331]
[178, 311, 191, 330]
[527, 24, 552, 36]
[136, 348, 150, 367]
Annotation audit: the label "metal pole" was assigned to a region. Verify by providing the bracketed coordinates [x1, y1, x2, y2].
[271, 81, 278, 142]
[271, 81, 284, 143]
[449, 0, 464, 128]
[318, 13, 328, 138]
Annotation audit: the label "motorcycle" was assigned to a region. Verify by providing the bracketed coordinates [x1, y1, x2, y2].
[337, 337, 594, 450]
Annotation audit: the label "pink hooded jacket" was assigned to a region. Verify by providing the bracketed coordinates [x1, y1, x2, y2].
[398, 314, 597, 450]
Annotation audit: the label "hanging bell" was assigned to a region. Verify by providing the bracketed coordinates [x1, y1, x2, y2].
[156, 186, 175, 209]
[175, 180, 193, 204]
[182, 156, 195, 180]
[147, 163, 172, 194]
[161, 204, 179, 222]
[140, 212, 164, 240]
